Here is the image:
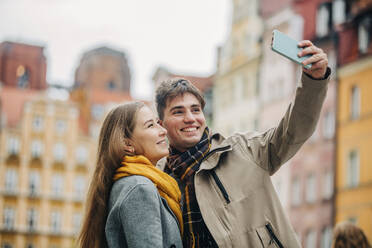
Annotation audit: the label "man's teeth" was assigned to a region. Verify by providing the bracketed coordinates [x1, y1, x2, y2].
[182, 127, 197, 132]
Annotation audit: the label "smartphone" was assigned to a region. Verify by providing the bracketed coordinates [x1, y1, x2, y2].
[271, 29, 312, 69]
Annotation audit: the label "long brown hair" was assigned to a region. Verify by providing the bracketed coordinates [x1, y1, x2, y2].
[77, 101, 145, 248]
[332, 222, 371, 248]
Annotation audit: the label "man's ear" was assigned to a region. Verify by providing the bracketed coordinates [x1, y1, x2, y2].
[123, 139, 135, 154]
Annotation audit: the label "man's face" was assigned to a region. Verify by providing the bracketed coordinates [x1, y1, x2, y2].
[161, 93, 206, 152]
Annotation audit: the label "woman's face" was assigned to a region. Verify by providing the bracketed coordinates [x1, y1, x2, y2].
[131, 106, 168, 164]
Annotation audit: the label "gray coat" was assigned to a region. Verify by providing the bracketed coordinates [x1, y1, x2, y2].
[105, 175, 183, 248]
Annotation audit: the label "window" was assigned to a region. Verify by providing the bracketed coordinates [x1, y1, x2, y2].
[233, 75, 244, 102]
[55, 119, 66, 134]
[323, 171, 333, 199]
[305, 229, 317, 248]
[332, 0, 346, 25]
[16, 65, 29, 88]
[316, 3, 331, 37]
[32, 116, 43, 132]
[347, 150, 359, 188]
[350, 86, 360, 120]
[53, 143, 66, 162]
[51, 174, 64, 196]
[31, 140, 43, 158]
[91, 104, 104, 120]
[50, 211, 62, 233]
[107, 80, 116, 90]
[321, 226, 332, 248]
[358, 16, 371, 54]
[291, 177, 301, 206]
[29, 171, 40, 196]
[27, 208, 38, 231]
[7, 136, 20, 155]
[3, 207, 15, 230]
[73, 213, 82, 234]
[2, 243, 13, 248]
[323, 111, 335, 139]
[5, 169, 18, 193]
[75, 145, 88, 164]
[306, 173, 317, 203]
[74, 176, 85, 200]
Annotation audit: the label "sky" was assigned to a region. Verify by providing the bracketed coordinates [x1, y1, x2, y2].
[0, 0, 231, 100]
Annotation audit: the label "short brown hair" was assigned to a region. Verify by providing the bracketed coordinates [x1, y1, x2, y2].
[332, 222, 371, 248]
[155, 78, 205, 120]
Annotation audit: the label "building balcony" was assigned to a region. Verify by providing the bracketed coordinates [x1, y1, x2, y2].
[1, 188, 19, 197]
[5, 153, 20, 165]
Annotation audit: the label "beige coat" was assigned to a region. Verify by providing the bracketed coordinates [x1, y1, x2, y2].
[158, 72, 329, 247]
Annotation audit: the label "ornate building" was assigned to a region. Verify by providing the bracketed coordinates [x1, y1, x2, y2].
[335, 0, 372, 242]
[0, 41, 47, 90]
[214, 0, 263, 135]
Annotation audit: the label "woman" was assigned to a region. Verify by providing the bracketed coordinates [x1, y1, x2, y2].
[78, 102, 183, 248]
[332, 222, 371, 248]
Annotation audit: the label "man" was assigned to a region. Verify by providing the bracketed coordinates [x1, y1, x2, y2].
[156, 40, 330, 247]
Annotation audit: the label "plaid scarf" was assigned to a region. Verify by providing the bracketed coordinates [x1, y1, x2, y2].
[165, 128, 218, 248]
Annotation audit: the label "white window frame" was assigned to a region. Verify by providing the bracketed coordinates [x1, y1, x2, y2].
[358, 17, 371, 54]
[74, 176, 85, 200]
[321, 226, 332, 248]
[50, 211, 62, 233]
[7, 136, 20, 155]
[291, 177, 301, 206]
[51, 174, 64, 196]
[332, 0, 346, 25]
[55, 119, 66, 135]
[75, 145, 88, 164]
[305, 229, 317, 248]
[3, 207, 15, 230]
[347, 150, 359, 188]
[27, 208, 38, 231]
[32, 116, 43, 132]
[351, 86, 361, 120]
[5, 169, 18, 193]
[323, 170, 333, 199]
[306, 173, 317, 203]
[53, 143, 66, 162]
[29, 171, 40, 196]
[316, 4, 331, 37]
[323, 111, 335, 139]
[73, 213, 82, 234]
[31, 140, 43, 158]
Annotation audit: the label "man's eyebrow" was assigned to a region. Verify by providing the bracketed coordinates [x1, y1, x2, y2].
[169, 106, 184, 112]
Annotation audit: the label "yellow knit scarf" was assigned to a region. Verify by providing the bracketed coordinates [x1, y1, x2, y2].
[114, 155, 183, 235]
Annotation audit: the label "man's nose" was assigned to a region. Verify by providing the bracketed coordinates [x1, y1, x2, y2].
[184, 110, 196, 123]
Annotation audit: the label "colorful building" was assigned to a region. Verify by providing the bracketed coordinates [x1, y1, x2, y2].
[214, 0, 263, 135]
[335, 0, 372, 242]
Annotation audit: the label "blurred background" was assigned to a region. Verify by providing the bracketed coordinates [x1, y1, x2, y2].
[0, 0, 371, 247]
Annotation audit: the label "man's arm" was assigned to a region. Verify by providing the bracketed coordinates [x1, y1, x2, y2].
[241, 42, 330, 175]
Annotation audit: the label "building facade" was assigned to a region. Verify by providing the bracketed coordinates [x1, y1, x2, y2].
[335, 0, 372, 242]
[258, 0, 304, 214]
[214, 0, 263, 135]
[288, 1, 339, 247]
[0, 42, 47, 90]
[74, 46, 131, 93]
[0, 96, 94, 248]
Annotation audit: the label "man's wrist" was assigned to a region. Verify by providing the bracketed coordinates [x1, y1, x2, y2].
[304, 67, 331, 80]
